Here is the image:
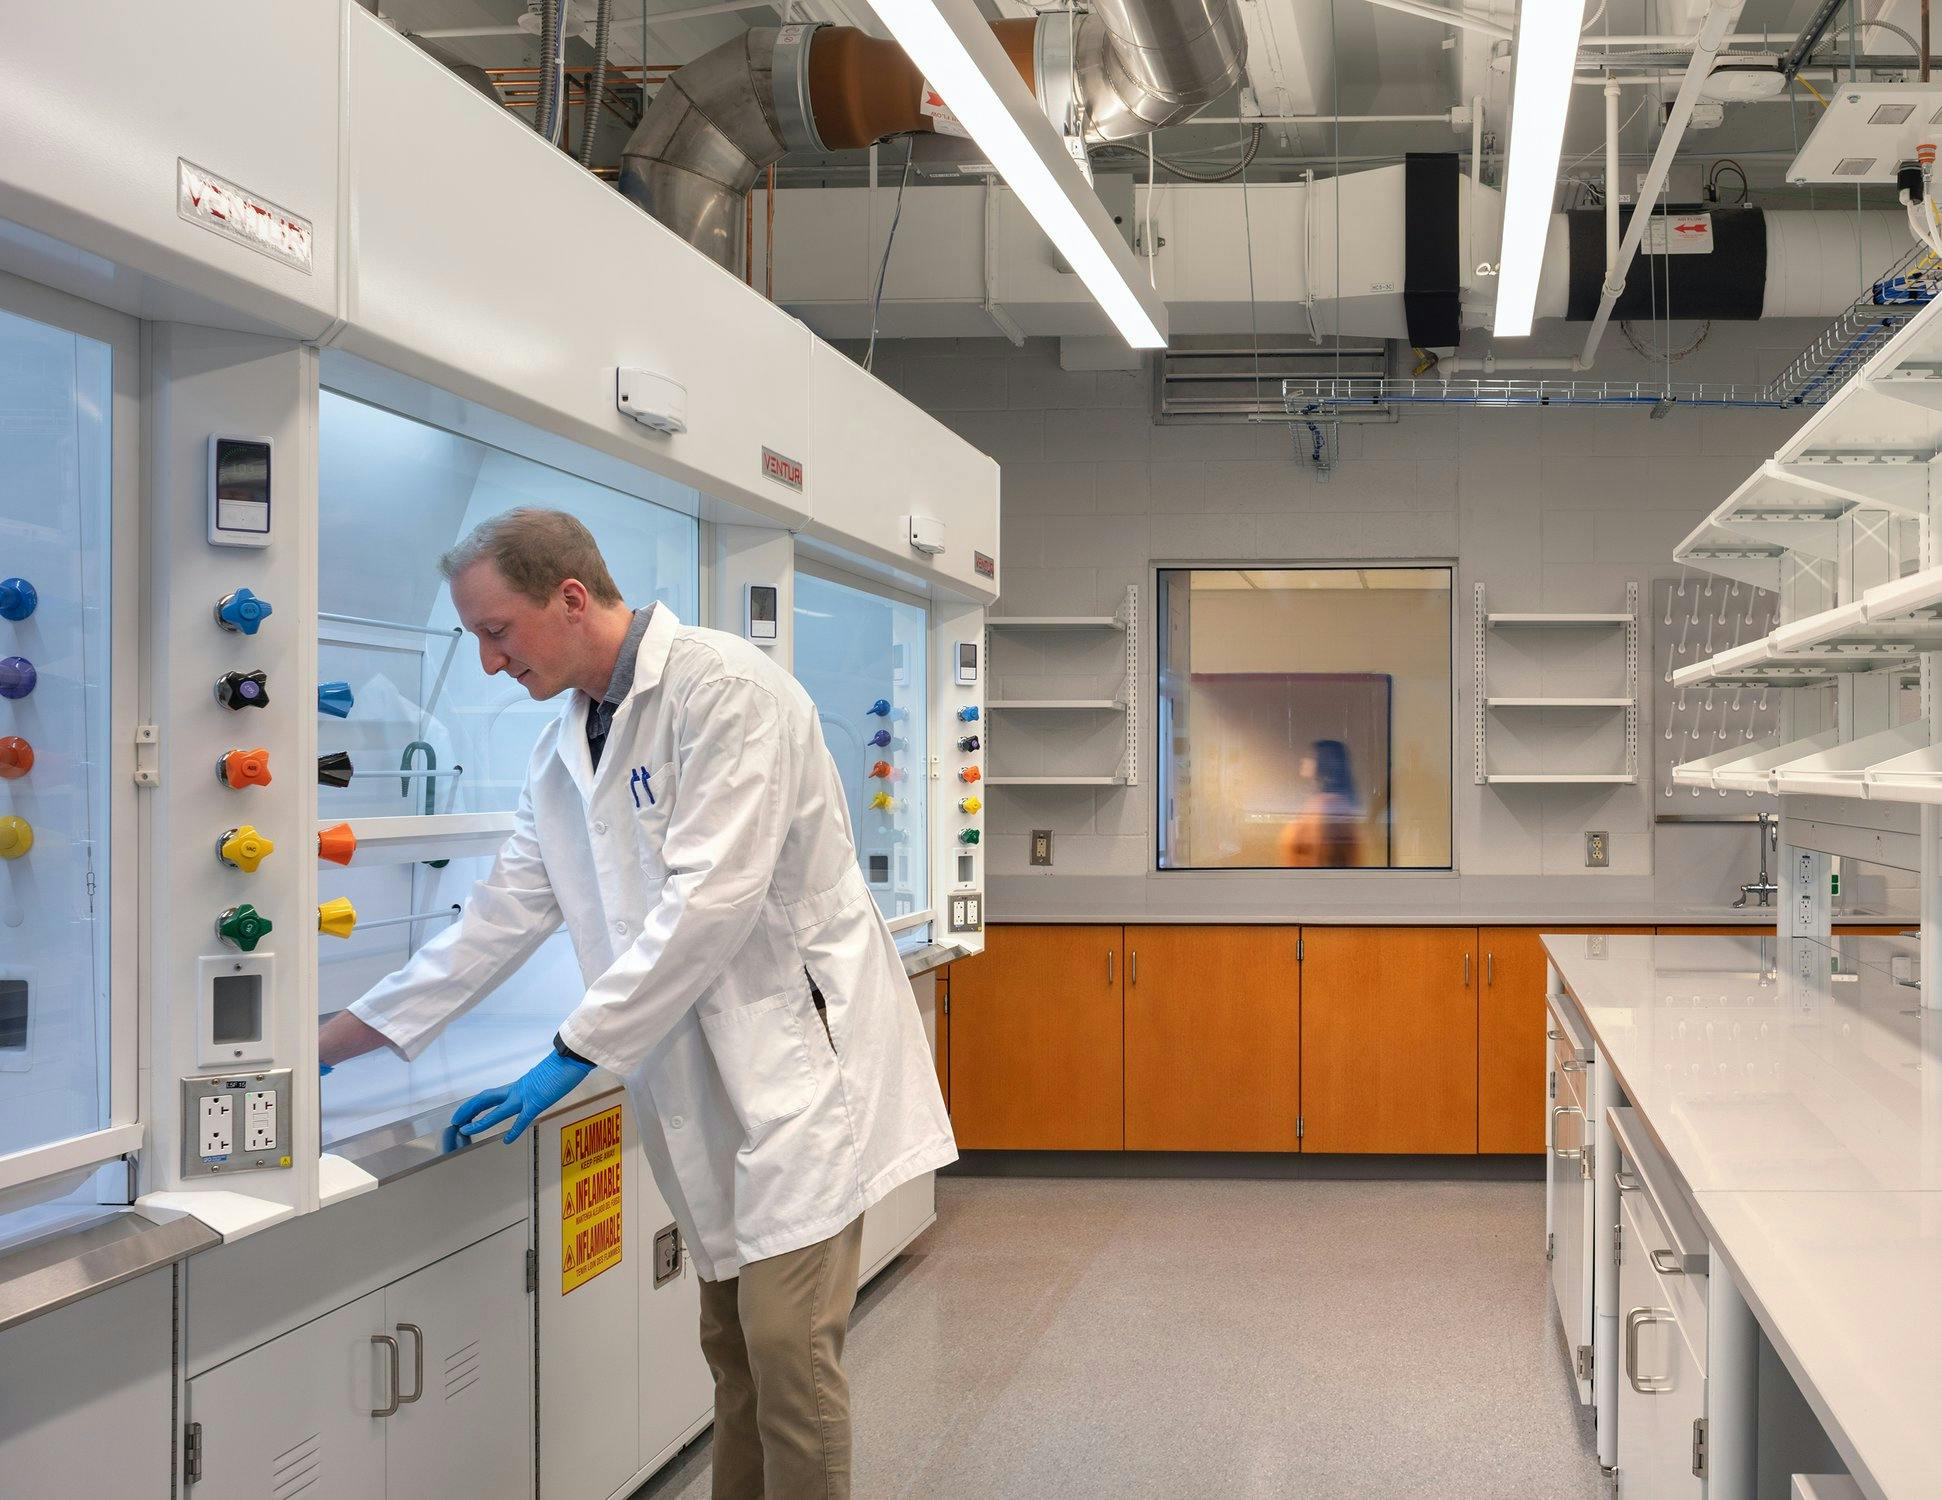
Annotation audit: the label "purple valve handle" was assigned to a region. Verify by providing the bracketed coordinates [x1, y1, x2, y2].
[870, 729, 893, 747]
[0, 656, 35, 700]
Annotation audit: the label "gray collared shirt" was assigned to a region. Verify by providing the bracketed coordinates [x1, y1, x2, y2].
[586, 604, 654, 771]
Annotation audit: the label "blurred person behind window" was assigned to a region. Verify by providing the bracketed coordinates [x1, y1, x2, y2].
[1279, 739, 1363, 868]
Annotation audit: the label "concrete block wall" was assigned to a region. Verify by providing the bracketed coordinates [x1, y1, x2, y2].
[842, 323, 1905, 920]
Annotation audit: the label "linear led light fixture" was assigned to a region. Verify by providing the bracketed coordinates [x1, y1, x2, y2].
[1494, 0, 1588, 337]
[861, 0, 1168, 349]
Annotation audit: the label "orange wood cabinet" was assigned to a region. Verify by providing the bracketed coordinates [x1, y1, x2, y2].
[1123, 925, 1301, 1152]
[946, 926, 1125, 1150]
[1478, 927, 1651, 1154]
[1300, 927, 1479, 1154]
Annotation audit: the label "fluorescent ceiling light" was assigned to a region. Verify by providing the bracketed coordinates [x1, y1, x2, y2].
[1494, 0, 1588, 338]
[862, 0, 1168, 349]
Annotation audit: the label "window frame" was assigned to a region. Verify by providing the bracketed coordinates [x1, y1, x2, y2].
[1152, 562, 1458, 876]
[0, 271, 144, 1195]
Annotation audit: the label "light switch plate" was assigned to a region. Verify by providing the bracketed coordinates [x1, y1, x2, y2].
[1585, 831, 1609, 868]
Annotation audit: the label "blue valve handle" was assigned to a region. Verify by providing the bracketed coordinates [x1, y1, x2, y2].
[0, 657, 35, 701]
[318, 681, 355, 719]
[867, 698, 892, 717]
[958, 705, 980, 723]
[0, 578, 36, 623]
[216, 587, 274, 635]
[450, 1049, 594, 1145]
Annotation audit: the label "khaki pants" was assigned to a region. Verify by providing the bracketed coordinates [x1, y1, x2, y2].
[697, 1217, 865, 1500]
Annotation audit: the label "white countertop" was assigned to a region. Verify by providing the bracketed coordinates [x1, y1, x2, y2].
[1548, 934, 1942, 1499]
[985, 909, 1912, 928]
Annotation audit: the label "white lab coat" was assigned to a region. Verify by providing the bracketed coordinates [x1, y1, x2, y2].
[351, 607, 958, 1278]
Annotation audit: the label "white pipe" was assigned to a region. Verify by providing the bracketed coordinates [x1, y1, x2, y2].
[1576, 32, 1778, 47]
[1362, 0, 1512, 41]
[1603, 78, 1619, 278]
[1439, 354, 1585, 370]
[1578, 0, 1747, 370]
[412, 2, 772, 37]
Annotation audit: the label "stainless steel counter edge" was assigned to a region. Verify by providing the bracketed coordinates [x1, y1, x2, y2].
[0, 1205, 220, 1335]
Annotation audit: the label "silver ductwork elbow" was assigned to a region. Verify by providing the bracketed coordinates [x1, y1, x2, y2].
[1047, 0, 1247, 141]
[618, 27, 820, 273]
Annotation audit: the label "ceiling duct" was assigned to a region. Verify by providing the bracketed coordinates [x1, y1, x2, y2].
[617, 0, 1246, 274]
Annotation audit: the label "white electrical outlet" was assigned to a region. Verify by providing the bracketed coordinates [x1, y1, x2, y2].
[244, 1090, 277, 1152]
[200, 1095, 234, 1158]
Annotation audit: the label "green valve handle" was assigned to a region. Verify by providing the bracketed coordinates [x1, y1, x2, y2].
[958, 829, 982, 846]
[216, 903, 273, 952]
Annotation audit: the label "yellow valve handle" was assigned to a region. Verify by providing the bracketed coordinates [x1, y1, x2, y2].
[218, 824, 276, 873]
[317, 896, 359, 939]
[0, 814, 31, 860]
[959, 796, 982, 814]
[869, 791, 895, 811]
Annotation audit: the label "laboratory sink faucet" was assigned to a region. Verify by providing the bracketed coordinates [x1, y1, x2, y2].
[1734, 812, 1779, 909]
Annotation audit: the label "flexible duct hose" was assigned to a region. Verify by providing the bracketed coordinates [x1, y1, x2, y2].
[535, 0, 562, 145]
[578, 0, 614, 166]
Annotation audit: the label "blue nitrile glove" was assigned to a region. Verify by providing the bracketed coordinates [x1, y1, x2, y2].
[450, 1049, 594, 1145]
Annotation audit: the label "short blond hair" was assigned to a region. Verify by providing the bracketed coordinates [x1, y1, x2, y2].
[439, 507, 623, 606]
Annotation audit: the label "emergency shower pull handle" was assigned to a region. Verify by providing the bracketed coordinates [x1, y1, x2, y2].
[396, 1323, 425, 1405]
[371, 1333, 401, 1417]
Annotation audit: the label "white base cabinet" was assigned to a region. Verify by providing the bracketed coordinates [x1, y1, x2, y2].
[187, 1224, 531, 1500]
[1545, 993, 1595, 1408]
[1615, 1189, 1707, 1500]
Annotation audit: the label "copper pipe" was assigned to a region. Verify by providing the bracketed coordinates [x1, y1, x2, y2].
[765, 164, 775, 300]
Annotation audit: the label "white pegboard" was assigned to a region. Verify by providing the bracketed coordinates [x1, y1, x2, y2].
[1653, 574, 1781, 819]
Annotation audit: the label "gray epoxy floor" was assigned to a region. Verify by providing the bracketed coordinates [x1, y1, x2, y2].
[635, 1176, 1605, 1500]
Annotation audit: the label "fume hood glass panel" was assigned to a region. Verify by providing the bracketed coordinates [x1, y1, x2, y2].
[793, 569, 929, 930]
[0, 307, 114, 1161]
[1156, 567, 1454, 871]
[315, 391, 699, 1145]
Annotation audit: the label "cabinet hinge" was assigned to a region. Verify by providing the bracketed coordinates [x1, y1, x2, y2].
[525, 1246, 537, 1294]
[1614, 1221, 1623, 1267]
[1546, 1232, 1555, 1262]
[1582, 1140, 1596, 1181]
[1549, 1071, 1556, 1101]
[1575, 1344, 1594, 1382]
[184, 1421, 203, 1484]
[1691, 1417, 1708, 1478]
[942, 994, 950, 1017]
[1296, 1115, 1304, 1139]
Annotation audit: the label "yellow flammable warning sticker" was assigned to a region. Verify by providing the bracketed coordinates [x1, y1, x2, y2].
[560, 1105, 623, 1294]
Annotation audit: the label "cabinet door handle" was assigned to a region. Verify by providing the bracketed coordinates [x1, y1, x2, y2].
[1486, 952, 1494, 987]
[1129, 951, 1137, 985]
[1463, 952, 1471, 988]
[1547, 1028, 1564, 1042]
[1550, 1105, 1583, 1160]
[1624, 1307, 1676, 1393]
[371, 1333, 401, 1418]
[1560, 1057, 1587, 1074]
[1107, 950, 1114, 985]
[396, 1323, 425, 1404]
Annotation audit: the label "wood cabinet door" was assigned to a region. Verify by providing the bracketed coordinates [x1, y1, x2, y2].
[1479, 927, 1650, 1154]
[948, 926, 1125, 1149]
[1124, 926, 1300, 1151]
[934, 965, 951, 1109]
[1301, 927, 1477, 1153]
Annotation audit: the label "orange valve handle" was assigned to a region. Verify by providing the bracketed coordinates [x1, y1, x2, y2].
[219, 747, 272, 789]
[959, 765, 981, 784]
[869, 760, 896, 780]
[317, 822, 358, 866]
[0, 736, 32, 779]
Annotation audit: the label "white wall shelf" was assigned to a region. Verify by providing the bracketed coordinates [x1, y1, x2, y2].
[983, 583, 1140, 788]
[1486, 697, 1631, 708]
[982, 775, 1129, 786]
[1487, 612, 1631, 627]
[986, 615, 1125, 630]
[1474, 583, 1638, 788]
[1483, 773, 1637, 785]
[986, 699, 1125, 711]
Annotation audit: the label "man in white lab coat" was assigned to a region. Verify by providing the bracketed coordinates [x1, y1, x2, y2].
[319, 507, 957, 1499]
